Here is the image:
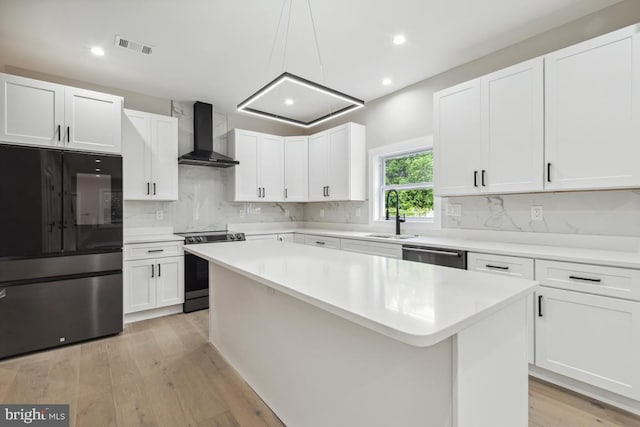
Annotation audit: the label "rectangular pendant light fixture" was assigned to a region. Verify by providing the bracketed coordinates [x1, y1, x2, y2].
[237, 72, 364, 128]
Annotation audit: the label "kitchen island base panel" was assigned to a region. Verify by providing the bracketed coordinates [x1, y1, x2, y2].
[209, 264, 528, 427]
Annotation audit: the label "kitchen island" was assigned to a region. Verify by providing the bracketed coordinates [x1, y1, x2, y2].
[185, 240, 538, 427]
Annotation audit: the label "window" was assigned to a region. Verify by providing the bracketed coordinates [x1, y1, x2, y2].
[380, 149, 434, 221]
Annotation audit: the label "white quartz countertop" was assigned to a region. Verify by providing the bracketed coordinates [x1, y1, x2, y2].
[124, 234, 184, 244]
[185, 241, 537, 347]
[239, 228, 640, 269]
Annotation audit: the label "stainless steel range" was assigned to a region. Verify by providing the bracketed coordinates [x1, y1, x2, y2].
[176, 230, 245, 313]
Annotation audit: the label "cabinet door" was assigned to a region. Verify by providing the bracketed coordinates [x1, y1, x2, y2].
[536, 287, 640, 399]
[467, 252, 535, 364]
[545, 26, 640, 190]
[232, 130, 260, 201]
[0, 74, 64, 148]
[151, 114, 179, 200]
[434, 79, 482, 196]
[258, 134, 284, 201]
[308, 132, 329, 201]
[124, 260, 156, 313]
[482, 58, 543, 194]
[155, 257, 184, 307]
[64, 87, 122, 154]
[327, 125, 350, 200]
[122, 110, 152, 200]
[284, 136, 309, 201]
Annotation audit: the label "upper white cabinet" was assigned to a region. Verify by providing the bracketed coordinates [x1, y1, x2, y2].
[230, 129, 284, 202]
[284, 136, 309, 201]
[0, 73, 122, 154]
[545, 25, 640, 190]
[308, 122, 366, 201]
[434, 58, 543, 196]
[434, 79, 482, 196]
[123, 109, 178, 201]
[64, 87, 122, 154]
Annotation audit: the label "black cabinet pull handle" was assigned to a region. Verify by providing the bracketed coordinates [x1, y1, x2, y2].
[57, 125, 61, 142]
[285, 188, 288, 199]
[153, 183, 157, 195]
[151, 264, 155, 278]
[486, 264, 509, 270]
[547, 163, 551, 183]
[538, 295, 543, 317]
[158, 263, 161, 277]
[474, 171, 478, 187]
[147, 183, 150, 195]
[147, 249, 164, 253]
[67, 126, 70, 143]
[569, 275, 601, 283]
[327, 186, 330, 197]
[481, 170, 486, 187]
[316, 241, 325, 245]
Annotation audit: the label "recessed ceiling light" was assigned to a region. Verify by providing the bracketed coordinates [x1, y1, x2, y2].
[285, 98, 294, 105]
[382, 78, 392, 86]
[90, 46, 105, 56]
[393, 34, 406, 45]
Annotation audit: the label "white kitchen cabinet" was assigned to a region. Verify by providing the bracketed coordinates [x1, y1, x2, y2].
[293, 234, 306, 244]
[303, 234, 340, 249]
[308, 123, 366, 201]
[0, 73, 122, 154]
[0, 73, 65, 148]
[434, 79, 482, 196]
[481, 58, 543, 193]
[545, 24, 640, 191]
[535, 286, 640, 400]
[277, 233, 294, 242]
[340, 238, 402, 259]
[467, 252, 535, 364]
[230, 129, 284, 202]
[124, 241, 184, 317]
[284, 136, 308, 201]
[434, 58, 543, 196]
[123, 109, 178, 201]
[64, 87, 122, 154]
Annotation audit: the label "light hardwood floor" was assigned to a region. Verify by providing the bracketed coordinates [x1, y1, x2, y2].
[1, 310, 639, 427]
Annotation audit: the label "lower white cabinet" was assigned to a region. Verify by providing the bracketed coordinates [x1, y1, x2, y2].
[340, 238, 402, 259]
[535, 286, 640, 400]
[277, 233, 294, 242]
[467, 252, 535, 364]
[303, 235, 340, 249]
[124, 242, 184, 316]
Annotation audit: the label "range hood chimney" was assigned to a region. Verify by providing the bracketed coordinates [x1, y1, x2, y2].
[177, 102, 239, 167]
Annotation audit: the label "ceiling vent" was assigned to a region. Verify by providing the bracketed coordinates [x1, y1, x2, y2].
[114, 35, 153, 55]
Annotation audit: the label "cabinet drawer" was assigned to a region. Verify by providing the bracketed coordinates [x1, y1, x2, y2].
[468, 253, 534, 279]
[293, 234, 305, 244]
[124, 242, 183, 261]
[535, 260, 640, 301]
[245, 234, 278, 241]
[304, 235, 340, 249]
[340, 239, 402, 259]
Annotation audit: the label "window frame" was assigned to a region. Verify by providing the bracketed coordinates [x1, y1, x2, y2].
[369, 136, 440, 228]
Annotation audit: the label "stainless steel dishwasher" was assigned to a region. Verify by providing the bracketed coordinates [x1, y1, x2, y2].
[402, 245, 467, 269]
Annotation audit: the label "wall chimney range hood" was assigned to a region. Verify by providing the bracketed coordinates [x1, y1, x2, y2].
[178, 102, 239, 167]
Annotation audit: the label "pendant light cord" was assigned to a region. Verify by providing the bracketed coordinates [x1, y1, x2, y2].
[307, 0, 326, 84]
[267, 0, 289, 72]
[282, 0, 293, 72]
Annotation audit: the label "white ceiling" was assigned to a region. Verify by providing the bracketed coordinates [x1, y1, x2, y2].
[0, 0, 623, 114]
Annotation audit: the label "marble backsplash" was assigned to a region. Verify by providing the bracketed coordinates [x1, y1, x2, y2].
[123, 101, 304, 232]
[442, 190, 640, 237]
[303, 200, 369, 224]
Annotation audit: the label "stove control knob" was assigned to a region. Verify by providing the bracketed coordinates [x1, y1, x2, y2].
[235, 233, 244, 241]
[229, 234, 236, 240]
[197, 236, 204, 243]
[187, 237, 195, 244]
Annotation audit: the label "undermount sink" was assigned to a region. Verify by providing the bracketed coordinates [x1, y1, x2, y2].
[365, 233, 418, 240]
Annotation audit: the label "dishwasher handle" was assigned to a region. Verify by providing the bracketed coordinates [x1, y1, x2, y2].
[402, 246, 462, 257]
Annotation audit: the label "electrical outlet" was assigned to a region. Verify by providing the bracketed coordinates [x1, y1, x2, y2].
[284, 210, 290, 216]
[355, 207, 361, 217]
[531, 206, 543, 221]
[447, 203, 462, 217]
[155, 210, 164, 220]
[320, 209, 325, 217]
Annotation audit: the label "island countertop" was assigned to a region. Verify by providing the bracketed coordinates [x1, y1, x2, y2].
[185, 240, 538, 347]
